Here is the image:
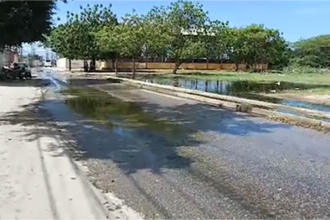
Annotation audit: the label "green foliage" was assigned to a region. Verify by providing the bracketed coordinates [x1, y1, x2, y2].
[48, 4, 117, 60]
[117, 12, 146, 59]
[0, 1, 60, 48]
[227, 25, 288, 71]
[47, 0, 327, 74]
[292, 35, 330, 68]
[145, 0, 209, 73]
[47, 24, 76, 59]
[204, 20, 230, 60]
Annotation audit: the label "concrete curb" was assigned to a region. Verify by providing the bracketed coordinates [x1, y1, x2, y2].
[105, 76, 330, 132]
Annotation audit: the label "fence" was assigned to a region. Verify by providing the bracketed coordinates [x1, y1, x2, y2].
[99, 61, 268, 71]
[55, 58, 268, 71]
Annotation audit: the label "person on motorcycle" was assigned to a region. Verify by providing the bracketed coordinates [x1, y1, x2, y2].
[11, 63, 23, 79]
[12, 63, 20, 70]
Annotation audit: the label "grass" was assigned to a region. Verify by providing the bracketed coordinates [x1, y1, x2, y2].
[162, 72, 330, 86]
[149, 66, 330, 86]
[280, 87, 330, 95]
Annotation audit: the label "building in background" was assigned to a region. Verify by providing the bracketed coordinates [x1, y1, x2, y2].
[0, 46, 19, 67]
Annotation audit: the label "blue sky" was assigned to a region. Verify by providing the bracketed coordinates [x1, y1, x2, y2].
[25, 0, 330, 57]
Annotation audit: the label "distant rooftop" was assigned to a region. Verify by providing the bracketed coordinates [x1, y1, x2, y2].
[181, 28, 216, 36]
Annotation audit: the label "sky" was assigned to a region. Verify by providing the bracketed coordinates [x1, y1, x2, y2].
[24, 0, 330, 57]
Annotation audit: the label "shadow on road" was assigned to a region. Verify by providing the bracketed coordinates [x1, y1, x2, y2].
[0, 80, 294, 219]
[0, 82, 291, 175]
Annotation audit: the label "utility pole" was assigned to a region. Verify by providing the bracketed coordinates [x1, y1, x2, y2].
[30, 44, 36, 66]
[45, 50, 49, 61]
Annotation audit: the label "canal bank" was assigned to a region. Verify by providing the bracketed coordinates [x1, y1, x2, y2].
[118, 74, 330, 113]
[101, 75, 330, 132]
[54, 67, 330, 113]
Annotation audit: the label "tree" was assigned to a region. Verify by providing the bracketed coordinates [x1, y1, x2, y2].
[146, 0, 209, 74]
[227, 27, 246, 71]
[118, 12, 146, 78]
[204, 20, 230, 63]
[0, 1, 61, 49]
[96, 25, 121, 74]
[65, 3, 118, 67]
[47, 23, 78, 70]
[97, 11, 146, 78]
[292, 35, 330, 68]
[143, 9, 171, 61]
[228, 25, 288, 71]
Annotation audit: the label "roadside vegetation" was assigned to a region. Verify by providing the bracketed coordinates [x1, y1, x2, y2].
[45, 1, 288, 76]
[2, 1, 328, 102]
[0, 1, 64, 50]
[45, 2, 330, 89]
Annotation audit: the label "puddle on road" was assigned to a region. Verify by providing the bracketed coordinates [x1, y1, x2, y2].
[62, 87, 182, 137]
[124, 75, 330, 113]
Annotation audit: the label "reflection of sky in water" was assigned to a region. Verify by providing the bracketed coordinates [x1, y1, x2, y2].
[113, 127, 129, 137]
[282, 100, 330, 113]
[153, 78, 233, 95]
[42, 70, 69, 91]
[277, 108, 330, 122]
[183, 79, 232, 94]
[149, 77, 330, 114]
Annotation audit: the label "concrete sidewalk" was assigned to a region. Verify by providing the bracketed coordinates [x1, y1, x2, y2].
[0, 86, 143, 219]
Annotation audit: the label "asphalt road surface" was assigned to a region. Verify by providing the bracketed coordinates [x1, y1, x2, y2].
[42, 76, 330, 219]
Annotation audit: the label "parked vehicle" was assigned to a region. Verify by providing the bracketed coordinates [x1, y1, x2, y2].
[44, 59, 52, 67]
[0, 62, 32, 80]
[0, 64, 21, 80]
[17, 63, 32, 79]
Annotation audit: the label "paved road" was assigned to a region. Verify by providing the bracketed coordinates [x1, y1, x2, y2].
[43, 77, 330, 219]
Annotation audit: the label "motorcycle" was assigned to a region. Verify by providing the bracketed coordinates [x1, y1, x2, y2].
[0, 63, 32, 80]
[0, 64, 25, 80]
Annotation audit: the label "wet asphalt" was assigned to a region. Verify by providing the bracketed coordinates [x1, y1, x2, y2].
[39, 70, 330, 219]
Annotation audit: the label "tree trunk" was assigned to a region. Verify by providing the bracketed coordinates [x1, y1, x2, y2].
[234, 62, 239, 72]
[90, 58, 96, 72]
[172, 61, 181, 74]
[132, 58, 136, 79]
[111, 58, 115, 72]
[83, 60, 88, 72]
[115, 56, 118, 75]
[68, 59, 72, 71]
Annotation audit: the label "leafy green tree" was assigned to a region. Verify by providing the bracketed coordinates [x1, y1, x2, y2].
[65, 4, 118, 65]
[47, 23, 78, 70]
[96, 26, 121, 74]
[226, 27, 247, 70]
[292, 35, 330, 68]
[143, 10, 171, 61]
[97, 11, 145, 77]
[146, 0, 209, 74]
[204, 20, 230, 62]
[118, 12, 146, 78]
[228, 25, 288, 71]
[0, 1, 63, 49]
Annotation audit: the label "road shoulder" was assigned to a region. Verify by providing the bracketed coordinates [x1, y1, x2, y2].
[0, 85, 143, 219]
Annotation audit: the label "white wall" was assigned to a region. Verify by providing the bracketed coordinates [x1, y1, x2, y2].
[0, 52, 4, 68]
[56, 58, 67, 70]
[56, 58, 100, 70]
[56, 58, 84, 70]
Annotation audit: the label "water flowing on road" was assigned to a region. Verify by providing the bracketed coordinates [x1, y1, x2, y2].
[38, 69, 330, 219]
